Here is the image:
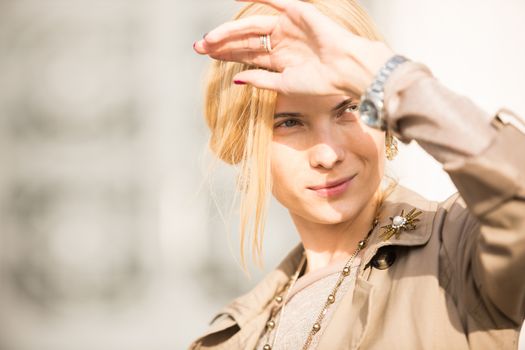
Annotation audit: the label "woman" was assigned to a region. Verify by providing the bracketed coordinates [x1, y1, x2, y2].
[191, 0, 525, 348]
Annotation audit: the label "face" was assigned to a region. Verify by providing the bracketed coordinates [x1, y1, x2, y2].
[270, 94, 385, 225]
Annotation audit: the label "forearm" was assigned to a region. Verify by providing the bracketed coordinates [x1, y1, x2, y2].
[382, 60, 525, 213]
[383, 61, 498, 164]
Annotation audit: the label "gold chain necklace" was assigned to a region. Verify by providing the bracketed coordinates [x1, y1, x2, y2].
[261, 216, 380, 350]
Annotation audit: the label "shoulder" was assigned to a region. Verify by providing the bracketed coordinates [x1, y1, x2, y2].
[436, 190, 480, 241]
[189, 244, 304, 349]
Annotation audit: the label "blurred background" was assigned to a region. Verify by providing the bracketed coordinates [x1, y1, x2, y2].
[0, 0, 523, 349]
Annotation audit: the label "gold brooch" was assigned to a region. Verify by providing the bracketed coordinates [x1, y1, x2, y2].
[380, 208, 422, 241]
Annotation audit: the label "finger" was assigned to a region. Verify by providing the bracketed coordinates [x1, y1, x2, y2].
[233, 69, 284, 92]
[235, 0, 291, 12]
[204, 15, 278, 44]
[202, 34, 269, 55]
[210, 50, 274, 70]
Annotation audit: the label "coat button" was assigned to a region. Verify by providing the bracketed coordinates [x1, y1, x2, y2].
[371, 246, 396, 270]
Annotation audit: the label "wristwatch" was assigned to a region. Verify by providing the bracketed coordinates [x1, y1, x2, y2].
[359, 55, 410, 130]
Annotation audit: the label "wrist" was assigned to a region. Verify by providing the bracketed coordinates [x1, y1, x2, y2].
[358, 54, 411, 130]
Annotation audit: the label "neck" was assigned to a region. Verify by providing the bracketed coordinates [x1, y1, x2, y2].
[291, 190, 381, 274]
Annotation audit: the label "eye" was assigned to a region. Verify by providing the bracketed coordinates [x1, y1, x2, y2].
[336, 104, 359, 118]
[275, 118, 301, 128]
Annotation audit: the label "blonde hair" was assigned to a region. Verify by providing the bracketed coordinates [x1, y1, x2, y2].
[204, 0, 387, 268]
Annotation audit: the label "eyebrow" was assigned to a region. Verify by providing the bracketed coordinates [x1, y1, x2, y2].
[273, 98, 354, 119]
[331, 98, 354, 112]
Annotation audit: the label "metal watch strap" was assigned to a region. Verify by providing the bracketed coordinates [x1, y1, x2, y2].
[366, 55, 409, 101]
[360, 55, 410, 130]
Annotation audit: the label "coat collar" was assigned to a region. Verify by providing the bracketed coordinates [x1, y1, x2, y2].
[361, 184, 438, 268]
[212, 184, 438, 332]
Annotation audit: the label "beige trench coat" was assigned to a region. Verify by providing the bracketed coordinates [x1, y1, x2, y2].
[190, 57, 525, 348]
[190, 113, 525, 349]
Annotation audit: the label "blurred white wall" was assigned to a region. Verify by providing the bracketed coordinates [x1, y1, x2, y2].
[0, 0, 522, 349]
[363, 0, 525, 204]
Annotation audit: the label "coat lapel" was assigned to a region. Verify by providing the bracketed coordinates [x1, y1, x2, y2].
[361, 184, 438, 270]
[317, 276, 374, 350]
[318, 184, 438, 349]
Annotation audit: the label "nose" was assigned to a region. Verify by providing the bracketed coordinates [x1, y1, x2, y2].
[308, 128, 345, 170]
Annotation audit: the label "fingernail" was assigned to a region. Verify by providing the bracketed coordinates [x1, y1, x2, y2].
[234, 80, 246, 85]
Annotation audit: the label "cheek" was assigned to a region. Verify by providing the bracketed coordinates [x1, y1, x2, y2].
[270, 142, 303, 204]
[371, 131, 386, 173]
[352, 128, 385, 173]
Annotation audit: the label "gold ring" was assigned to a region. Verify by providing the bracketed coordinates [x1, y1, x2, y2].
[260, 34, 272, 52]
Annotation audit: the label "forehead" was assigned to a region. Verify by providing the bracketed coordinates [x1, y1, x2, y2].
[275, 94, 354, 113]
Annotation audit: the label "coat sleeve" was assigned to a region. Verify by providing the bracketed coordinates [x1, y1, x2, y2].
[383, 62, 525, 326]
[442, 122, 525, 326]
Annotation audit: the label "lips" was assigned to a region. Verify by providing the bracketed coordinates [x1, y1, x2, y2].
[308, 174, 356, 198]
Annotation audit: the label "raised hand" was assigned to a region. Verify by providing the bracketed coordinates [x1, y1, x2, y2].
[193, 0, 394, 97]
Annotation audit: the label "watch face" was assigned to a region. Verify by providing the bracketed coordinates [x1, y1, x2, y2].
[359, 99, 379, 126]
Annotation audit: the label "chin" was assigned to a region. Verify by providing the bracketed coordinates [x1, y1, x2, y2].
[303, 205, 356, 225]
